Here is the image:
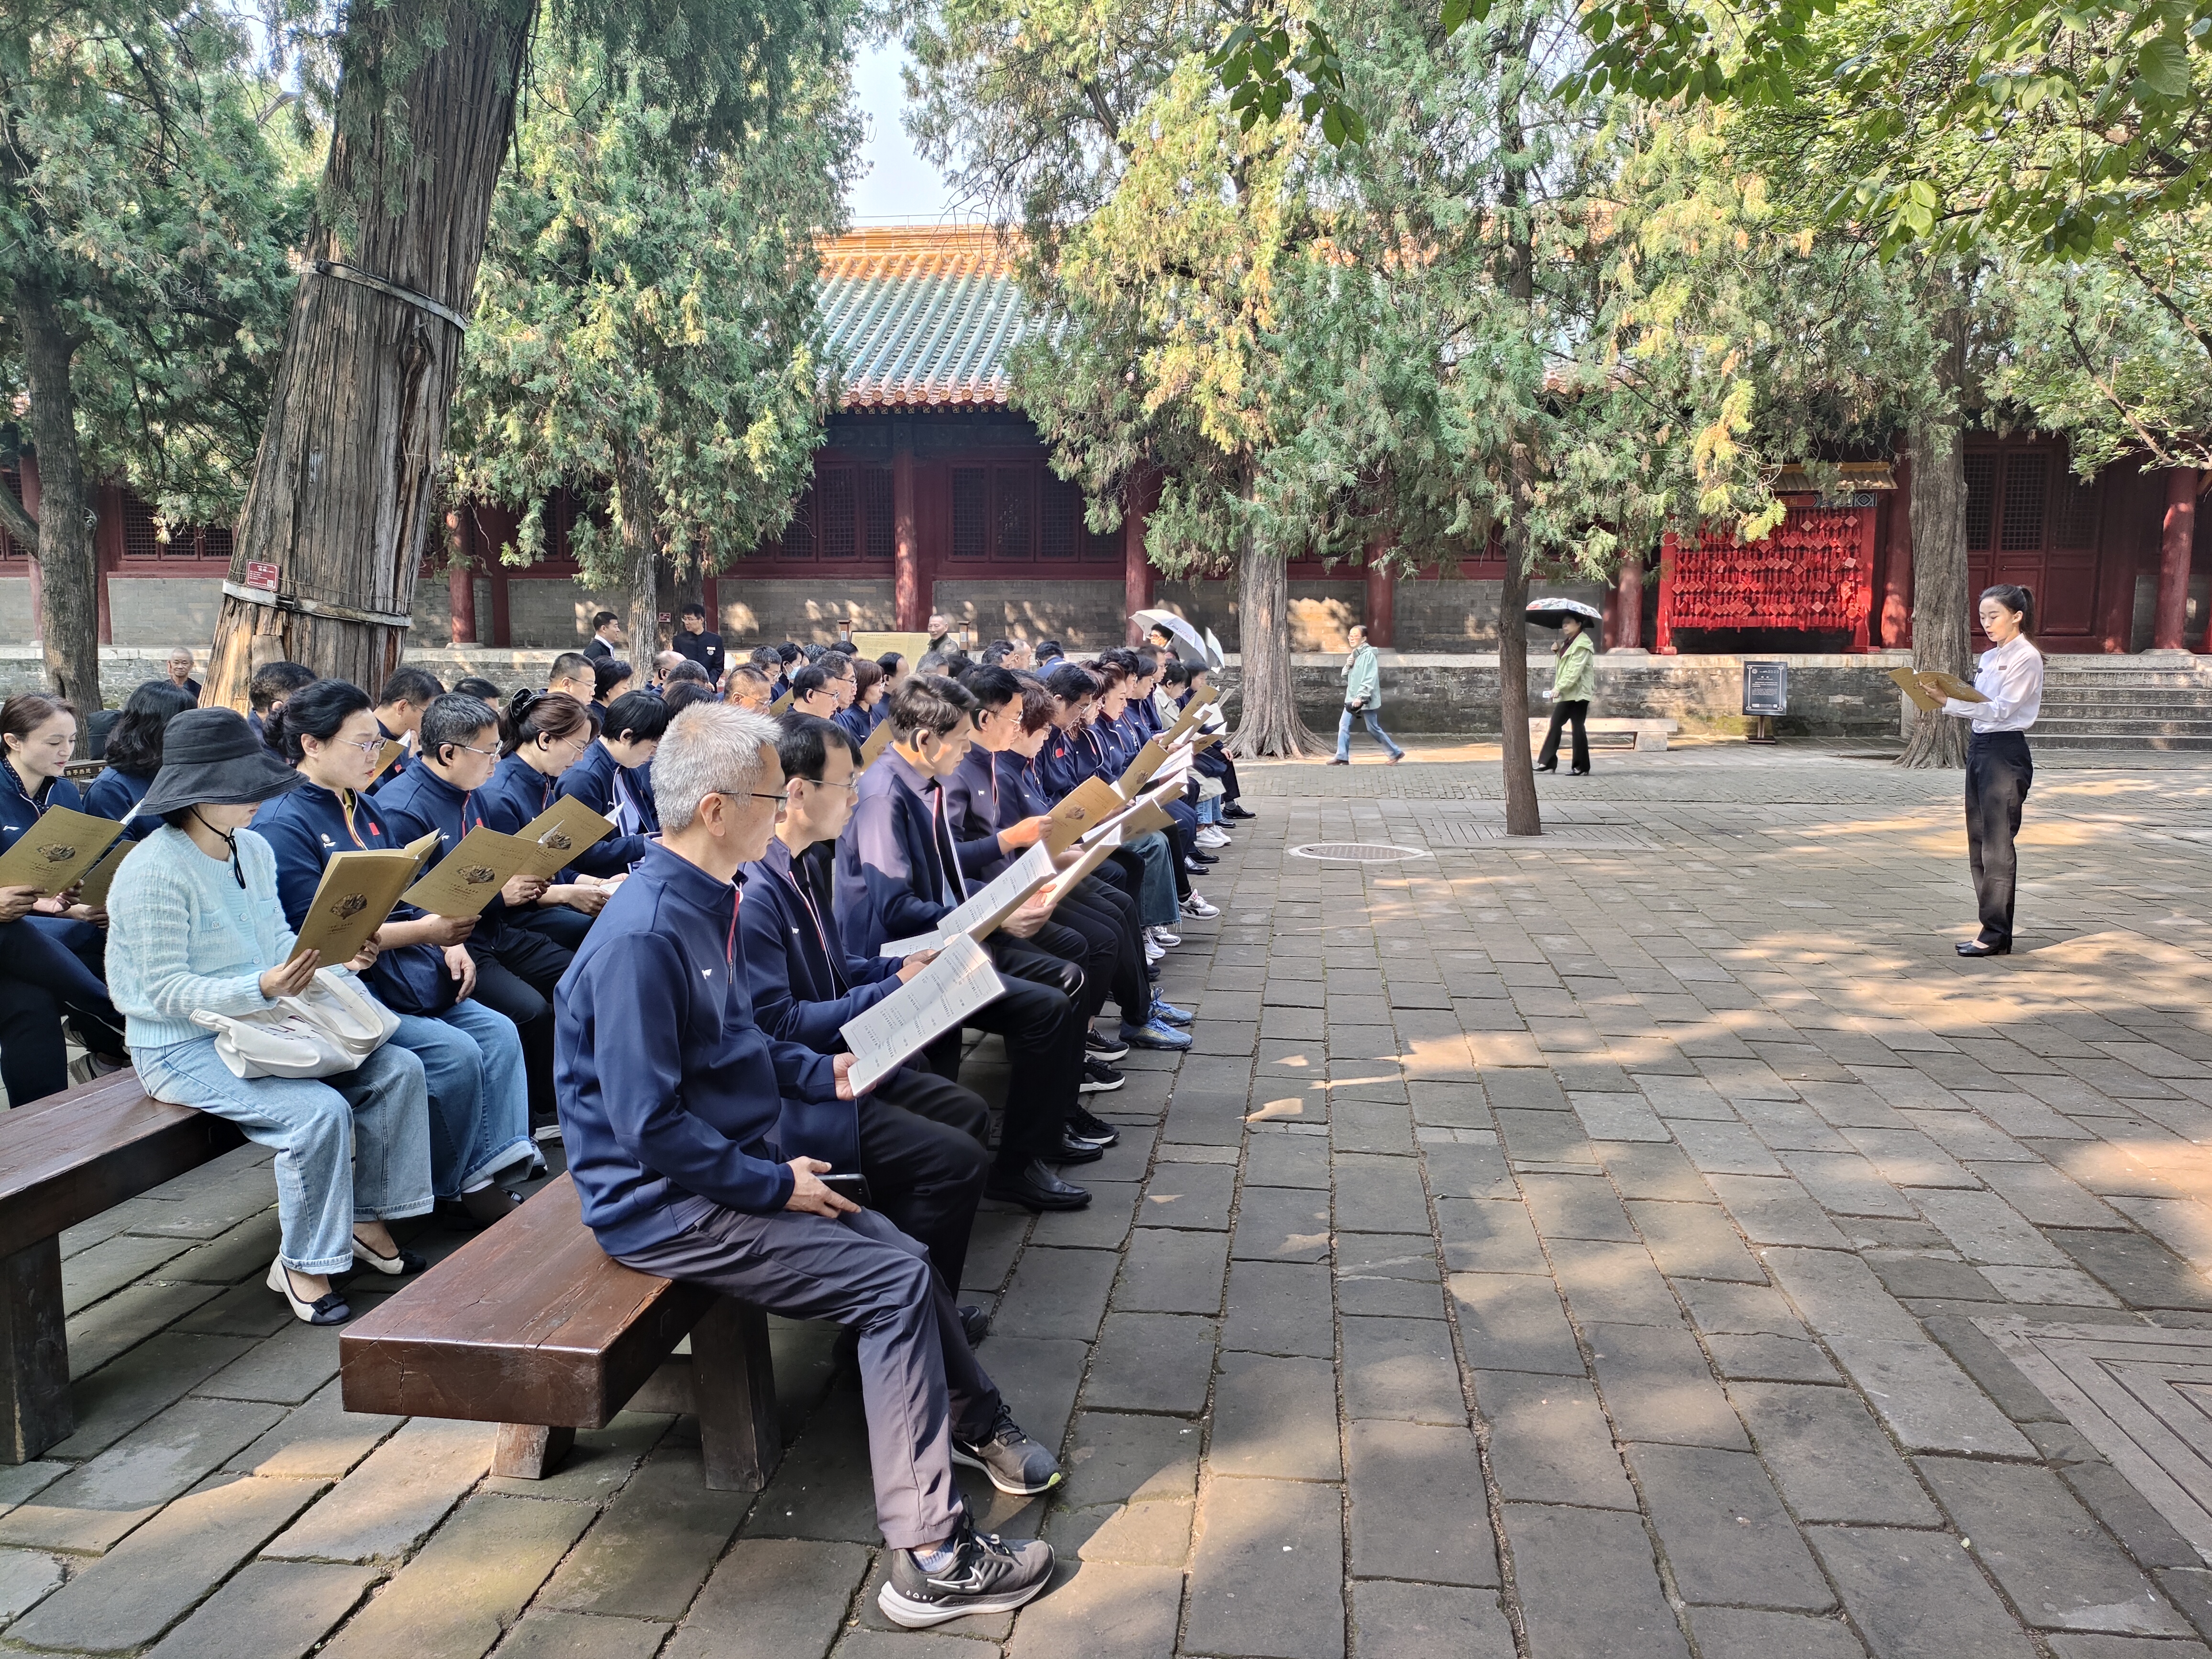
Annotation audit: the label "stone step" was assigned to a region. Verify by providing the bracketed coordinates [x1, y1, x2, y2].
[2036, 719, 2212, 737]
[2032, 731, 2212, 751]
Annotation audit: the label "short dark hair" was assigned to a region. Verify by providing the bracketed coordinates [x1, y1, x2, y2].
[603, 688, 674, 745]
[664, 660, 712, 687]
[1045, 663, 1097, 704]
[376, 665, 445, 709]
[593, 610, 619, 631]
[102, 680, 197, 775]
[264, 677, 370, 763]
[789, 664, 831, 701]
[852, 658, 884, 698]
[776, 710, 861, 781]
[248, 661, 317, 713]
[420, 692, 498, 761]
[1161, 658, 1197, 688]
[828, 640, 859, 657]
[888, 673, 976, 742]
[775, 641, 801, 664]
[1035, 638, 1065, 662]
[591, 658, 633, 702]
[915, 651, 949, 675]
[664, 681, 719, 715]
[752, 646, 784, 671]
[454, 675, 505, 705]
[819, 652, 853, 681]
[875, 652, 905, 675]
[549, 652, 592, 687]
[680, 601, 707, 619]
[960, 664, 1024, 711]
[1017, 679, 1057, 732]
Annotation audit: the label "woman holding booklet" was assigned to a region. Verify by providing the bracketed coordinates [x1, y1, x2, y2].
[253, 680, 537, 1222]
[103, 708, 435, 1326]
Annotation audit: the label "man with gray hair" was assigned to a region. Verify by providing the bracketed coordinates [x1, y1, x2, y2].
[553, 703, 1061, 1628]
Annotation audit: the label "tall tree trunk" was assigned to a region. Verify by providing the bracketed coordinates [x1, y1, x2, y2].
[203, 0, 528, 708]
[17, 287, 100, 724]
[1227, 542, 1324, 757]
[616, 444, 662, 668]
[1899, 276, 1972, 770]
[1498, 453, 1542, 835]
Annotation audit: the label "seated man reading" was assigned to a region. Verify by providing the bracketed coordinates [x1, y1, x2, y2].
[554, 702, 1061, 1628]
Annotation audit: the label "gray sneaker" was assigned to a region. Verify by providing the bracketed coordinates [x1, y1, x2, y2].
[879, 1510, 1055, 1628]
[950, 1403, 1066, 1496]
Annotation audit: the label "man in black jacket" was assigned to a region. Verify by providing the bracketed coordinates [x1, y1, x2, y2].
[671, 601, 724, 682]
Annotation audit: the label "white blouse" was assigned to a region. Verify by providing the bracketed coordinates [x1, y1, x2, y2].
[1945, 634, 2042, 733]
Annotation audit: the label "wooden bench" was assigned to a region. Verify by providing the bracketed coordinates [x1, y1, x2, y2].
[1528, 715, 1679, 751]
[0, 1072, 240, 1462]
[339, 1173, 781, 1491]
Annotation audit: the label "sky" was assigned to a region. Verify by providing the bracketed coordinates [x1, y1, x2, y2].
[847, 39, 961, 224]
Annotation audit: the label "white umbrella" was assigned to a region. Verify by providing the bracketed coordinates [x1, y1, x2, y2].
[1132, 608, 1224, 669]
[1526, 598, 1604, 629]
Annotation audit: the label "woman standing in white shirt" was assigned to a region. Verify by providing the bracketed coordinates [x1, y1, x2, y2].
[1920, 585, 2042, 957]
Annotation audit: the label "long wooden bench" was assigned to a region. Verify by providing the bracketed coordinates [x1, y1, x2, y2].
[339, 1173, 781, 1491]
[1527, 715, 1680, 751]
[0, 1072, 240, 1461]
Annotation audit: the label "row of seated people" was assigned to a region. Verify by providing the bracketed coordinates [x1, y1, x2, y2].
[87, 697, 1134, 1626]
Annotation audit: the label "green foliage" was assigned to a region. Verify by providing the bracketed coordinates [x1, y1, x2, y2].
[0, 2, 310, 526]
[447, 28, 862, 585]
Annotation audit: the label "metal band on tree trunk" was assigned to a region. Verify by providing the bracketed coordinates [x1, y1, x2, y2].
[221, 581, 415, 630]
[310, 260, 471, 333]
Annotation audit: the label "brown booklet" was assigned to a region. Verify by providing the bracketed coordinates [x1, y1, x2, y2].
[399, 828, 537, 917]
[1890, 667, 1988, 713]
[0, 807, 129, 898]
[511, 797, 616, 881]
[287, 850, 418, 965]
[1044, 778, 1127, 856]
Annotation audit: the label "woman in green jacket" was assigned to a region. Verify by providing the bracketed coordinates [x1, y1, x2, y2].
[1538, 616, 1596, 774]
[1329, 625, 1405, 764]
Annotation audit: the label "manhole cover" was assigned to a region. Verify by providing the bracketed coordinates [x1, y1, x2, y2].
[1288, 842, 1431, 862]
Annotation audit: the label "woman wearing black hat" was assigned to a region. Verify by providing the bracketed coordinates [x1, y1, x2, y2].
[103, 708, 435, 1325]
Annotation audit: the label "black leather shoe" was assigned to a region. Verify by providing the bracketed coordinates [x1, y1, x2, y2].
[1052, 1135, 1106, 1164]
[958, 1304, 991, 1347]
[1956, 938, 2011, 957]
[1223, 804, 1256, 819]
[986, 1160, 1093, 1211]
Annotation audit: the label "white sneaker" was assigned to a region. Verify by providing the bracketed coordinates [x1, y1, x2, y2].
[1181, 893, 1220, 919]
[1143, 934, 1165, 962]
[1195, 826, 1230, 849]
[1150, 926, 1183, 949]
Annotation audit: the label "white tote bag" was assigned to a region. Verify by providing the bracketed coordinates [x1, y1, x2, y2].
[192, 968, 401, 1080]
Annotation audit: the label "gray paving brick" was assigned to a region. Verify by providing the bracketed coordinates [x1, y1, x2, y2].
[0, 1548, 63, 1622]
[1504, 1503, 1690, 1659]
[661, 1537, 871, 1659]
[1823, 1334, 2036, 1456]
[1061, 1412, 1199, 1508]
[0, 1394, 285, 1550]
[1627, 1442, 1833, 1609]
[1917, 1459, 2191, 1636]
[1212, 1352, 1341, 1480]
[1473, 1370, 1633, 1508]
[1520, 1173, 1637, 1240]
[1434, 1197, 1547, 1276]
[1810, 1524, 2039, 1659]
[1350, 1581, 1515, 1659]
[1083, 1312, 1218, 1413]
[993, 1245, 1121, 1339]
[1342, 1314, 1465, 1423]
[1006, 1561, 1185, 1659]
[64, 1280, 222, 1379]
[263, 1416, 495, 1563]
[1423, 1139, 1519, 1200]
[1139, 1158, 1236, 1228]
[1689, 1608, 1870, 1659]
[1779, 1151, 1921, 1218]
[1763, 1248, 1924, 1342]
[1334, 1151, 1434, 1233]
[1186, 1474, 1345, 1659]
[489, 1612, 672, 1659]
[1115, 1226, 1229, 1314]
[228, 1377, 403, 1479]
[1347, 1419, 1496, 1586]
[146, 1560, 378, 1659]
[1707, 1333, 1841, 1382]
[1627, 1199, 1765, 1281]
[1334, 1100, 1417, 1154]
[1706, 1174, 1853, 1247]
[1549, 1238, 1677, 1326]
[45, 1330, 256, 1459]
[1449, 1271, 1584, 1375]
[1224, 1259, 1336, 1357]
[1731, 1381, 1939, 1524]
[1586, 1321, 1749, 1449]
[539, 1446, 748, 1619]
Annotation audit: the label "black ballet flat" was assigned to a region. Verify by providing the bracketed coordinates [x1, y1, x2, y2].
[1956, 939, 2011, 958]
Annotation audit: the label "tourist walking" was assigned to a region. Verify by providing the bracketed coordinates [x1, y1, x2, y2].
[1925, 584, 2043, 958]
[1330, 624, 1403, 764]
[1538, 614, 1596, 774]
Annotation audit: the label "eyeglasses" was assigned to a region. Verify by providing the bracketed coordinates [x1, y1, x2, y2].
[332, 736, 385, 756]
[793, 775, 859, 796]
[453, 743, 500, 759]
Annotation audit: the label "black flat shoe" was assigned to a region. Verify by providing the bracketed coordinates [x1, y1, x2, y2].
[1051, 1135, 1106, 1164]
[1956, 938, 2011, 957]
[1223, 804, 1256, 819]
[958, 1304, 991, 1347]
[986, 1160, 1092, 1211]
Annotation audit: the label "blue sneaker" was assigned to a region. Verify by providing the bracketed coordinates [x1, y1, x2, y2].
[1120, 1018, 1194, 1051]
[1150, 1000, 1194, 1027]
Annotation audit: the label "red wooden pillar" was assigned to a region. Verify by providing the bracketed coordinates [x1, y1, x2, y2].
[1609, 549, 1644, 650]
[1654, 533, 1677, 654]
[2153, 467, 2199, 650]
[446, 508, 476, 645]
[1847, 501, 1877, 652]
[1123, 474, 1157, 643]
[93, 482, 118, 645]
[1363, 534, 1394, 647]
[1879, 454, 1913, 647]
[892, 439, 923, 630]
[19, 454, 40, 637]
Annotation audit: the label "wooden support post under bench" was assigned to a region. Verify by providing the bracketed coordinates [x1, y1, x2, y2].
[0, 1074, 240, 1463]
[340, 1173, 782, 1492]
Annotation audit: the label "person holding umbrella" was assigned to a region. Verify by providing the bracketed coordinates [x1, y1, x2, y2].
[1532, 601, 1601, 774]
[1329, 624, 1404, 765]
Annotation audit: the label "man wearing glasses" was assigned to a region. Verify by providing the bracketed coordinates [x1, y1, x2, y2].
[555, 702, 1062, 1627]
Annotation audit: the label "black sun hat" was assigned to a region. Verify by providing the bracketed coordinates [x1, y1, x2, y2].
[137, 707, 303, 818]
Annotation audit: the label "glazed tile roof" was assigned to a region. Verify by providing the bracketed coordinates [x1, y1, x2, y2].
[818, 226, 1045, 410]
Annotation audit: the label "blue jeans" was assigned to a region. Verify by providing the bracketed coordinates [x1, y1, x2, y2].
[133, 1036, 433, 1274]
[390, 1001, 535, 1198]
[1336, 705, 1403, 760]
[1126, 832, 1180, 926]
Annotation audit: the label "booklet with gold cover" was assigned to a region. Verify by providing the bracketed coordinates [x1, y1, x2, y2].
[400, 828, 536, 917]
[1044, 777, 1126, 856]
[70, 835, 133, 910]
[287, 850, 418, 965]
[510, 797, 615, 881]
[0, 807, 128, 898]
[1890, 667, 1989, 713]
[859, 719, 894, 771]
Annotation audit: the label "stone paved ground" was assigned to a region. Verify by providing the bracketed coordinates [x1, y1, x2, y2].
[13, 737, 2212, 1657]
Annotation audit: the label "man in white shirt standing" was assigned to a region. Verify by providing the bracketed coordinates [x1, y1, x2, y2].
[1922, 584, 2043, 958]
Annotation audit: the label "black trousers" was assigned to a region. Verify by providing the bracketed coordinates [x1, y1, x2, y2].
[467, 923, 575, 1125]
[1539, 700, 1589, 772]
[0, 917, 120, 1106]
[924, 963, 1081, 1172]
[863, 1066, 990, 1292]
[516, 905, 594, 951]
[1053, 881, 1150, 1024]
[1966, 730, 2033, 944]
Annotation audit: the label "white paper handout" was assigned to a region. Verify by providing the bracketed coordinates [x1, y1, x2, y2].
[841, 934, 1006, 1093]
[878, 841, 1057, 957]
